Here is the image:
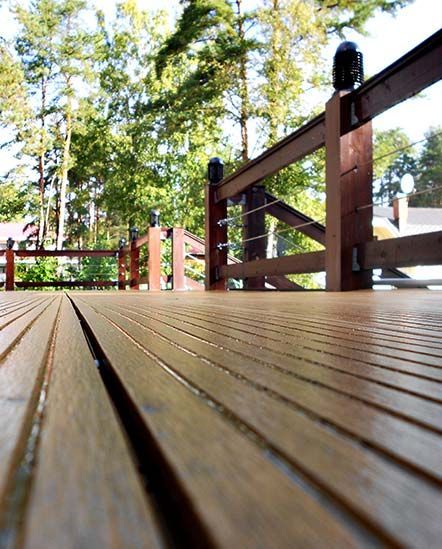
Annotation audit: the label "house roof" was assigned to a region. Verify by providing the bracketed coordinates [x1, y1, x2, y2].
[0, 222, 36, 242]
[373, 206, 442, 236]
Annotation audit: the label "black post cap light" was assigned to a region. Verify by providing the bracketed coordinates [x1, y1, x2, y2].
[150, 209, 160, 227]
[119, 237, 127, 249]
[129, 227, 139, 241]
[6, 237, 14, 250]
[208, 157, 224, 185]
[333, 41, 364, 91]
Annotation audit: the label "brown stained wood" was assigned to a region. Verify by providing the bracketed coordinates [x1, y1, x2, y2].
[148, 227, 161, 291]
[216, 113, 326, 201]
[70, 295, 369, 548]
[0, 296, 60, 524]
[16, 281, 117, 288]
[118, 248, 126, 290]
[343, 29, 442, 134]
[0, 296, 47, 328]
[243, 185, 266, 289]
[205, 183, 227, 290]
[133, 233, 149, 249]
[267, 275, 304, 290]
[16, 250, 116, 258]
[359, 230, 442, 270]
[22, 297, 163, 549]
[5, 250, 14, 291]
[221, 251, 325, 279]
[130, 239, 140, 290]
[160, 302, 442, 376]
[325, 93, 373, 291]
[0, 298, 57, 361]
[265, 193, 326, 246]
[172, 228, 186, 291]
[81, 297, 442, 547]
[89, 297, 442, 482]
[184, 276, 205, 291]
[106, 294, 442, 431]
[184, 230, 205, 253]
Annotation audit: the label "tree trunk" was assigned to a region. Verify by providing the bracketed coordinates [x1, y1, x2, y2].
[56, 94, 72, 250]
[235, 0, 250, 163]
[37, 77, 47, 248]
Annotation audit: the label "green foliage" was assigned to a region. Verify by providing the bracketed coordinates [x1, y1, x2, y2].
[0, 182, 27, 221]
[16, 257, 58, 283]
[412, 127, 442, 207]
[0, 0, 416, 292]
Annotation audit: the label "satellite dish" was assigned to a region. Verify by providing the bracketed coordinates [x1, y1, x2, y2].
[400, 173, 415, 194]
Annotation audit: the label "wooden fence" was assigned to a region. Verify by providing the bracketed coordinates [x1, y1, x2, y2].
[205, 29, 442, 291]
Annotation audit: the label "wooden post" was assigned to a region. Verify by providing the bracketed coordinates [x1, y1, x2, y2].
[172, 228, 185, 291]
[205, 158, 227, 290]
[5, 249, 14, 291]
[325, 91, 373, 291]
[130, 240, 140, 290]
[148, 227, 161, 290]
[243, 185, 266, 289]
[118, 249, 126, 290]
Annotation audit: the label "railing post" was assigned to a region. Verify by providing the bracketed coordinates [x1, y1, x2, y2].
[129, 227, 140, 290]
[148, 227, 161, 290]
[172, 228, 185, 290]
[205, 157, 227, 290]
[5, 239, 15, 291]
[118, 239, 127, 291]
[325, 91, 373, 291]
[243, 185, 266, 289]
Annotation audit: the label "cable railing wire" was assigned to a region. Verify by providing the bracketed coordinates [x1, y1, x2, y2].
[341, 131, 442, 178]
[218, 183, 441, 250]
[217, 197, 282, 227]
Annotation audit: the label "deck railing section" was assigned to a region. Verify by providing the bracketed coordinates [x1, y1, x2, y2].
[2, 226, 199, 291]
[205, 30, 442, 291]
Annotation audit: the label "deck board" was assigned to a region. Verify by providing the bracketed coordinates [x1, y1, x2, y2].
[0, 290, 441, 547]
[21, 297, 164, 549]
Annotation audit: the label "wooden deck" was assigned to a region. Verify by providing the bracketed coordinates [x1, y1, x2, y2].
[0, 290, 441, 547]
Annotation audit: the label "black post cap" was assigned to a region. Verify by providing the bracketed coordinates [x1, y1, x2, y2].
[150, 209, 160, 227]
[129, 227, 139, 241]
[6, 237, 14, 250]
[119, 237, 127, 249]
[208, 157, 224, 185]
[333, 41, 364, 91]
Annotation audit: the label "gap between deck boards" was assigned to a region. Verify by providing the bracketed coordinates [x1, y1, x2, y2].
[67, 294, 216, 548]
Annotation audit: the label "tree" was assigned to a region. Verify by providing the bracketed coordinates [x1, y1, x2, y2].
[2, 0, 98, 248]
[412, 127, 442, 207]
[373, 128, 417, 203]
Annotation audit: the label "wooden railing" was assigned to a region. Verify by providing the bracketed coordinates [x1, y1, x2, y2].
[2, 248, 119, 291]
[2, 227, 231, 291]
[205, 29, 442, 291]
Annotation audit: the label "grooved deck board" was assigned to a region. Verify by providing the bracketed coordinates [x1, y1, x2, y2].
[0, 294, 164, 548]
[1, 290, 441, 547]
[69, 290, 442, 547]
[73, 296, 367, 547]
[0, 294, 59, 528]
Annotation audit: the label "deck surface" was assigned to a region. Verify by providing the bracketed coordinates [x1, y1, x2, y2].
[0, 290, 441, 547]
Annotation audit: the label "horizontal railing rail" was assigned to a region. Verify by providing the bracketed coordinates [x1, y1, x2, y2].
[216, 29, 442, 202]
[205, 29, 442, 291]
